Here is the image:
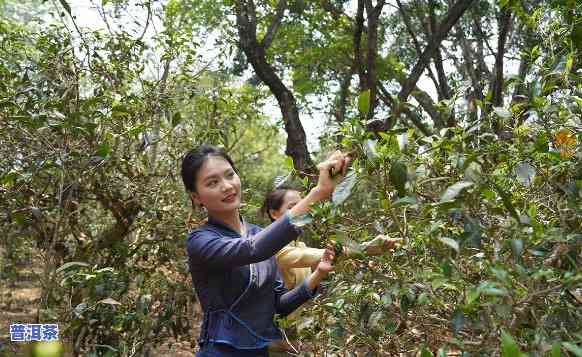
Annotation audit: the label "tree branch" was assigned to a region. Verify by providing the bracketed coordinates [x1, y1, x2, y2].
[428, 0, 452, 101]
[470, 15, 494, 80]
[511, 25, 533, 123]
[471, 14, 496, 58]
[377, 82, 394, 107]
[396, 0, 423, 55]
[411, 86, 444, 127]
[376, 83, 435, 135]
[354, 0, 366, 90]
[455, 26, 485, 104]
[402, 107, 432, 136]
[334, 71, 352, 123]
[376, 0, 475, 133]
[261, 0, 286, 49]
[93, 187, 141, 250]
[491, 8, 512, 107]
[490, 7, 513, 132]
[234, 0, 313, 173]
[137, 0, 152, 43]
[396, 0, 442, 98]
[398, 0, 477, 103]
[364, 0, 385, 120]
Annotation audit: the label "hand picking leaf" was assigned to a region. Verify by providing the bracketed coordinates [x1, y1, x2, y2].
[361, 234, 403, 255]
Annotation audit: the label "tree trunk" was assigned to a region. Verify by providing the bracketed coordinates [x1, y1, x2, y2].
[491, 8, 513, 133]
[234, 0, 313, 174]
[364, 0, 385, 121]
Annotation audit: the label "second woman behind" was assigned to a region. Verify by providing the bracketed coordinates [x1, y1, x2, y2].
[261, 186, 401, 290]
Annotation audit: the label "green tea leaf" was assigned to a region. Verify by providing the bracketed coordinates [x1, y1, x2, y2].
[500, 330, 520, 357]
[392, 196, 418, 208]
[464, 162, 483, 183]
[439, 237, 459, 253]
[481, 285, 508, 296]
[56, 261, 90, 274]
[563, 342, 582, 357]
[510, 239, 524, 259]
[440, 181, 474, 202]
[494, 107, 512, 119]
[417, 292, 429, 305]
[97, 143, 110, 158]
[358, 89, 371, 116]
[491, 183, 520, 222]
[420, 347, 433, 357]
[332, 169, 357, 205]
[171, 111, 182, 127]
[367, 310, 384, 329]
[380, 133, 400, 153]
[462, 217, 482, 248]
[466, 287, 481, 305]
[390, 161, 408, 197]
[551, 342, 561, 357]
[534, 133, 549, 152]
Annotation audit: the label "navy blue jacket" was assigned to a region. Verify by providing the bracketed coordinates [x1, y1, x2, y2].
[186, 212, 316, 353]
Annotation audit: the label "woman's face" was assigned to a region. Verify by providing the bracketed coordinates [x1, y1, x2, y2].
[270, 190, 301, 220]
[190, 156, 242, 215]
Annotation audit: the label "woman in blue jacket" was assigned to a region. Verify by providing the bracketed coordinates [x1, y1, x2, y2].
[181, 144, 350, 356]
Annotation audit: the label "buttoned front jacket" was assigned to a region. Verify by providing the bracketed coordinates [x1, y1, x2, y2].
[186, 213, 316, 350]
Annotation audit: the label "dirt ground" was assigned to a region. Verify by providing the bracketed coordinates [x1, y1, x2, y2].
[0, 258, 201, 357]
[1, 260, 43, 357]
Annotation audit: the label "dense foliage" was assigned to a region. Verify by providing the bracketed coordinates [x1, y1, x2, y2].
[1, 0, 580, 356]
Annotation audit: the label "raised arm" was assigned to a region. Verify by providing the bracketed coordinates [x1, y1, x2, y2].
[276, 245, 324, 270]
[187, 212, 301, 269]
[288, 151, 350, 219]
[188, 151, 351, 270]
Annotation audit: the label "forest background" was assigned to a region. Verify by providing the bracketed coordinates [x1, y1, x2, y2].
[0, 0, 581, 355]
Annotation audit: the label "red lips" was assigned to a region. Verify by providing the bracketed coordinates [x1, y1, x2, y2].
[222, 193, 237, 202]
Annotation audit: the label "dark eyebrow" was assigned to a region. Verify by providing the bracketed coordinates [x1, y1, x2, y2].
[202, 174, 219, 183]
[203, 169, 233, 183]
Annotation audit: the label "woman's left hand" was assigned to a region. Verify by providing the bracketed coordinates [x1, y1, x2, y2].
[306, 244, 336, 290]
[362, 235, 402, 256]
[315, 245, 335, 274]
